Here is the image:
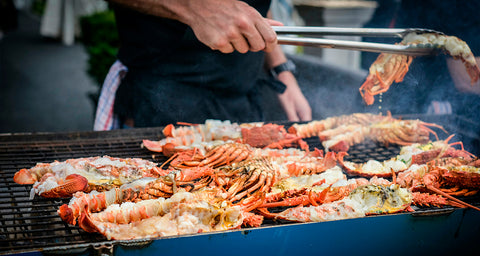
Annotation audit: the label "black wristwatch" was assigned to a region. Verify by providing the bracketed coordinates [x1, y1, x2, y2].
[269, 59, 296, 77]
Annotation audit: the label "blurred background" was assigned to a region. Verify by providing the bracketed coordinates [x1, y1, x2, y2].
[0, 0, 107, 133]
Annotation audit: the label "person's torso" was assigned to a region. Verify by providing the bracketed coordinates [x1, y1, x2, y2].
[113, 0, 272, 94]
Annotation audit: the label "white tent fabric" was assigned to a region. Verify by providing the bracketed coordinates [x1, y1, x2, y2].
[40, 0, 107, 45]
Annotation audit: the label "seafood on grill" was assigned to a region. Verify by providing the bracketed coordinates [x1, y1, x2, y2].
[288, 113, 446, 152]
[57, 152, 337, 216]
[167, 143, 254, 168]
[361, 118, 444, 146]
[269, 166, 347, 194]
[360, 53, 413, 105]
[143, 119, 241, 156]
[397, 155, 480, 195]
[397, 162, 480, 210]
[348, 184, 413, 214]
[129, 151, 339, 206]
[266, 151, 338, 179]
[319, 124, 370, 152]
[58, 187, 125, 225]
[142, 120, 309, 156]
[165, 142, 337, 180]
[288, 112, 394, 138]
[395, 134, 475, 167]
[337, 152, 408, 178]
[136, 167, 215, 199]
[360, 32, 480, 105]
[261, 167, 346, 208]
[261, 171, 392, 209]
[240, 123, 309, 150]
[262, 176, 360, 209]
[58, 181, 228, 226]
[216, 157, 278, 203]
[258, 184, 412, 222]
[30, 173, 89, 198]
[10, 113, 480, 242]
[77, 191, 259, 240]
[114, 157, 277, 204]
[14, 156, 168, 198]
[322, 118, 444, 152]
[51, 139, 478, 240]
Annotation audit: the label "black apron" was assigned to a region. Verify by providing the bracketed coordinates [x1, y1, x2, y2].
[112, 0, 274, 127]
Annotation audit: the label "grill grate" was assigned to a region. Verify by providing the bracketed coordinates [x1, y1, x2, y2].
[0, 128, 169, 255]
[0, 117, 478, 255]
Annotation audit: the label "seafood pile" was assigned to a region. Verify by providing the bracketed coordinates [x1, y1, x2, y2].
[13, 156, 168, 198]
[289, 112, 446, 152]
[360, 32, 480, 105]
[141, 119, 309, 156]
[12, 117, 480, 241]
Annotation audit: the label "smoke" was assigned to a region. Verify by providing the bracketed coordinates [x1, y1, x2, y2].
[278, 54, 480, 155]
[285, 54, 369, 120]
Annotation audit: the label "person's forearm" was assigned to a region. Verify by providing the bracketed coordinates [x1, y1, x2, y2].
[106, 0, 190, 24]
[264, 11, 287, 68]
[263, 11, 312, 121]
[108, 0, 279, 53]
[264, 45, 288, 69]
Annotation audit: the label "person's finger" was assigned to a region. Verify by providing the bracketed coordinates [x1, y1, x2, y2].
[281, 101, 300, 122]
[286, 111, 300, 122]
[228, 28, 251, 53]
[230, 37, 250, 53]
[222, 43, 236, 53]
[298, 108, 312, 121]
[215, 43, 235, 53]
[265, 18, 284, 27]
[241, 25, 266, 52]
[210, 36, 235, 53]
[255, 19, 278, 52]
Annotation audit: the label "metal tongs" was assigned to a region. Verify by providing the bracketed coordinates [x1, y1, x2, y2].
[274, 26, 444, 56]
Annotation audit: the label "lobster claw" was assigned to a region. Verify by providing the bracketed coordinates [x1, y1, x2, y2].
[39, 174, 88, 198]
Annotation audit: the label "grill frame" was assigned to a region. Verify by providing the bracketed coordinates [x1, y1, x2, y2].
[1, 116, 479, 255]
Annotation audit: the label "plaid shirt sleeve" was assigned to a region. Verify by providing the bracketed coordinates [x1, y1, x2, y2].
[93, 60, 128, 131]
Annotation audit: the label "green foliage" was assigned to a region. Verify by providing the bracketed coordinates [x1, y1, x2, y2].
[31, 0, 46, 16]
[80, 10, 119, 87]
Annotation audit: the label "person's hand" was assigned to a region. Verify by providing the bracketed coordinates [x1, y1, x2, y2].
[180, 0, 282, 53]
[276, 72, 312, 122]
[447, 57, 480, 95]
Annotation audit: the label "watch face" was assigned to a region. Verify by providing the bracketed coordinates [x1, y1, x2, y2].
[286, 60, 296, 72]
[282, 60, 296, 74]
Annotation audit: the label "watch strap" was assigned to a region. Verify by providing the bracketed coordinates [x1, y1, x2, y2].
[269, 59, 296, 77]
